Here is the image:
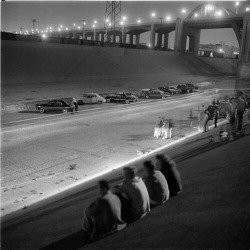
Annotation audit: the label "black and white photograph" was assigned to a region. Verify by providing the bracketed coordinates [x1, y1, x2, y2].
[1, 0, 250, 249]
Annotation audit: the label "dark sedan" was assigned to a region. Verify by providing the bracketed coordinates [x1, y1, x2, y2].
[105, 94, 137, 104]
[36, 100, 70, 113]
[177, 84, 193, 93]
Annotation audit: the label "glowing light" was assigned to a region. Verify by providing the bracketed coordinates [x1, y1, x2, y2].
[73, 23, 76, 26]
[206, 5, 213, 11]
[122, 16, 127, 21]
[235, 1, 239, 6]
[148, 44, 151, 47]
[77, 26, 81, 29]
[60, 25, 63, 28]
[151, 12, 156, 17]
[246, 7, 250, 11]
[120, 21, 124, 25]
[181, 9, 186, 14]
[49, 26, 52, 29]
[41, 30, 44, 33]
[215, 10, 223, 16]
[166, 16, 171, 21]
[42, 34, 47, 39]
[105, 18, 109, 23]
[137, 19, 141, 23]
[65, 27, 68, 31]
[93, 24, 95, 28]
[218, 48, 224, 53]
[94, 20, 97, 24]
[108, 22, 112, 27]
[58, 28, 61, 31]
[194, 13, 198, 18]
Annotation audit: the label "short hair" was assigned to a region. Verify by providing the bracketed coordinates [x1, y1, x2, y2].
[143, 160, 155, 173]
[98, 180, 110, 190]
[123, 166, 137, 179]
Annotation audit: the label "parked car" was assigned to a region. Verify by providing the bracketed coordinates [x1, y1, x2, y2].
[167, 86, 181, 94]
[105, 93, 137, 104]
[158, 87, 172, 95]
[139, 88, 156, 97]
[140, 89, 171, 99]
[185, 83, 198, 90]
[77, 93, 106, 105]
[36, 99, 70, 113]
[116, 92, 138, 101]
[177, 84, 193, 93]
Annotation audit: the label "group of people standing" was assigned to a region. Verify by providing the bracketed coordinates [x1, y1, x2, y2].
[154, 117, 174, 139]
[82, 154, 182, 241]
[202, 93, 247, 134]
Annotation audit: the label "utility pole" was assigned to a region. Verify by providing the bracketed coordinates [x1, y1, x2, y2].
[104, 1, 121, 43]
[32, 19, 37, 30]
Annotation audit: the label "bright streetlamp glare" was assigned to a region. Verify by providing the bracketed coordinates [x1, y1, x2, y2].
[166, 16, 171, 21]
[151, 12, 156, 17]
[93, 24, 95, 28]
[181, 9, 186, 14]
[108, 22, 112, 26]
[73, 23, 76, 26]
[148, 44, 151, 47]
[120, 21, 124, 25]
[77, 26, 81, 29]
[105, 18, 109, 23]
[137, 19, 141, 23]
[58, 28, 61, 31]
[216, 10, 223, 16]
[60, 25, 63, 28]
[122, 16, 127, 20]
[65, 28, 68, 31]
[94, 20, 97, 24]
[246, 7, 250, 11]
[194, 13, 198, 17]
[206, 5, 213, 10]
[42, 34, 47, 39]
[235, 2, 239, 6]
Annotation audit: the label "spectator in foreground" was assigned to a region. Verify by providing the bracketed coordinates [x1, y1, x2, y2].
[112, 166, 150, 223]
[156, 154, 182, 197]
[143, 160, 169, 206]
[82, 180, 126, 241]
[235, 94, 245, 132]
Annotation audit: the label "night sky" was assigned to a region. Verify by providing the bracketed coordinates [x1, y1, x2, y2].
[1, 1, 249, 47]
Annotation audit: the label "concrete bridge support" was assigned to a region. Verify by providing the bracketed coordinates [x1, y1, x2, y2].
[150, 23, 155, 48]
[163, 33, 169, 50]
[100, 33, 105, 42]
[187, 29, 201, 55]
[174, 18, 184, 53]
[157, 33, 163, 49]
[129, 34, 133, 45]
[238, 14, 250, 79]
[135, 34, 140, 45]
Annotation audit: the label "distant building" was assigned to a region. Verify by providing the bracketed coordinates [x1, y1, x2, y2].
[198, 42, 239, 58]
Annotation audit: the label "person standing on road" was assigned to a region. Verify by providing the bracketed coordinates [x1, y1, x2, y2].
[168, 119, 174, 138]
[70, 98, 76, 114]
[73, 98, 78, 112]
[161, 119, 169, 139]
[203, 109, 210, 132]
[235, 95, 245, 132]
[214, 105, 219, 128]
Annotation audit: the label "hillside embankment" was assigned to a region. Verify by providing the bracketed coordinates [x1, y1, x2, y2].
[1, 40, 238, 109]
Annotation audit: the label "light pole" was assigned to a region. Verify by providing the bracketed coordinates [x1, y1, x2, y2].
[82, 20, 86, 40]
[235, 2, 239, 14]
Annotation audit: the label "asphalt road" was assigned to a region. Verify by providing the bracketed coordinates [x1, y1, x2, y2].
[1, 89, 220, 216]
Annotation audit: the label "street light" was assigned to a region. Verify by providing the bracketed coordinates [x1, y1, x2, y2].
[137, 19, 141, 23]
[235, 2, 239, 14]
[94, 20, 97, 24]
[65, 27, 68, 31]
[181, 9, 186, 14]
[246, 7, 250, 12]
[60, 25, 63, 28]
[122, 16, 127, 21]
[166, 16, 171, 21]
[77, 26, 81, 29]
[194, 13, 198, 18]
[73, 23, 76, 27]
[120, 21, 124, 25]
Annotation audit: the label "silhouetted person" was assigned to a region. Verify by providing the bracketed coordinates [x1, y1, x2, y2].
[143, 160, 169, 206]
[156, 154, 182, 197]
[214, 105, 219, 128]
[235, 95, 245, 132]
[82, 180, 126, 241]
[112, 166, 150, 223]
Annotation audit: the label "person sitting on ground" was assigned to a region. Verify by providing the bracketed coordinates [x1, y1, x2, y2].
[82, 180, 126, 241]
[155, 154, 182, 197]
[112, 166, 150, 223]
[143, 160, 169, 206]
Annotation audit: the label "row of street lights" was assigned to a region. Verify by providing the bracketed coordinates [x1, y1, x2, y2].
[18, 2, 250, 35]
